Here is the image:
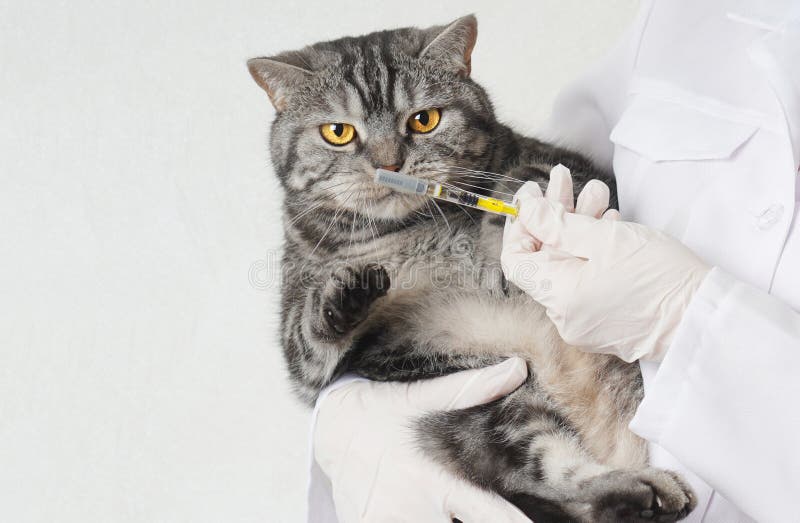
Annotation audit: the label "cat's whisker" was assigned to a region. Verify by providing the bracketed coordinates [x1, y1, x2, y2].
[366, 202, 379, 244]
[286, 199, 328, 224]
[454, 173, 525, 190]
[424, 199, 436, 226]
[440, 166, 527, 183]
[308, 186, 357, 257]
[315, 181, 356, 192]
[428, 168, 525, 195]
[431, 199, 452, 235]
[449, 172, 525, 186]
[451, 198, 478, 227]
[425, 199, 445, 236]
[456, 170, 525, 181]
[286, 182, 356, 224]
[444, 165, 513, 177]
[427, 170, 515, 188]
[412, 200, 436, 222]
[442, 180, 516, 198]
[346, 188, 367, 255]
[361, 208, 373, 250]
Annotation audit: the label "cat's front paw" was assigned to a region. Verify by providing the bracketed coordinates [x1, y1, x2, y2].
[318, 264, 390, 339]
[583, 468, 696, 523]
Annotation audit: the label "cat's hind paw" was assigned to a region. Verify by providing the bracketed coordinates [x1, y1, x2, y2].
[582, 468, 696, 523]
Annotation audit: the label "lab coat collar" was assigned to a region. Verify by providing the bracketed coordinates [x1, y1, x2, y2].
[754, 21, 800, 169]
[731, 5, 800, 169]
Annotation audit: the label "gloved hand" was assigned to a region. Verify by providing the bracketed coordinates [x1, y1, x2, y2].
[501, 165, 710, 362]
[313, 358, 531, 523]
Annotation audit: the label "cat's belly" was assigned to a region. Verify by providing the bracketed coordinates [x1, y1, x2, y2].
[379, 288, 648, 469]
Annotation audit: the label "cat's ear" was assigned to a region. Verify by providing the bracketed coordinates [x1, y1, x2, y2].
[247, 53, 314, 112]
[420, 14, 478, 77]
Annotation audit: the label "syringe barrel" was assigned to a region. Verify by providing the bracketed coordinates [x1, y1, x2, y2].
[373, 169, 518, 218]
[374, 169, 429, 195]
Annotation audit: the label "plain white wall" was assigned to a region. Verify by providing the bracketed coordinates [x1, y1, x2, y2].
[0, 1, 637, 521]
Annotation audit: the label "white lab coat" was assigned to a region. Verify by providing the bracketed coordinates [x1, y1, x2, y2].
[543, 0, 800, 521]
[307, 0, 800, 521]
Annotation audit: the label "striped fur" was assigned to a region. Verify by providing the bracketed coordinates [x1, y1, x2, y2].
[249, 16, 695, 522]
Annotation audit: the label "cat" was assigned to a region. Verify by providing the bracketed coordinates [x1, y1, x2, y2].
[248, 15, 696, 523]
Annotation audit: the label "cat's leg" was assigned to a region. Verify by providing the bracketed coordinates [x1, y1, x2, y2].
[316, 263, 390, 337]
[417, 382, 696, 523]
[499, 139, 618, 208]
[281, 263, 390, 403]
[342, 290, 695, 521]
[344, 314, 503, 382]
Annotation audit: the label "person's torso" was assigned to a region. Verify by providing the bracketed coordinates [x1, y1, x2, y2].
[607, 0, 800, 520]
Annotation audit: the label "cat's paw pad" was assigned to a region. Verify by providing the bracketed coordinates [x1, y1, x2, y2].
[320, 264, 389, 337]
[584, 468, 696, 522]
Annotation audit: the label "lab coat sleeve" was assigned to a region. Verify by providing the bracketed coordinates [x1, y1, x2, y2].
[629, 267, 800, 522]
[306, 374, 365, 523]
[539, 0, 653, 173]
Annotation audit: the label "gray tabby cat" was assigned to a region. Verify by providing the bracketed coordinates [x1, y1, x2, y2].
[248, 15, 696, 523]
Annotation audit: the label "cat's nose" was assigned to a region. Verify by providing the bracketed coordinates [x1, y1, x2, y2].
[379, 165, 401, 172]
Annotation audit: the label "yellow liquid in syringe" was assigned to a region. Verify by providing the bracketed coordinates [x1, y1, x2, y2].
[425, 181, 518, 218]
[374, 168, 519, 218]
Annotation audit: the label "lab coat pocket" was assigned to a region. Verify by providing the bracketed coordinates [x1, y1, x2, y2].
[607, 93, 758, 232]
[609, 95, 758, 163]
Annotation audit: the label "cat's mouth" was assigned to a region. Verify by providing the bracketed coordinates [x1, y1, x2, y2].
[327, 166, 461, 220]
[356, 187, 394, 202]
[335, 181, 428, 220]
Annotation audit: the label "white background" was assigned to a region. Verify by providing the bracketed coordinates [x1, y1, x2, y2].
[0, 1, 637, 521]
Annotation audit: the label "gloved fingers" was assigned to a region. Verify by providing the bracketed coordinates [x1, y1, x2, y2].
[514, 180, 544, 201]
[500, 246, 546, 296]
[575, 179, 611, 218]
[544, 164, 575, 212]
[502, 218, 539, 274]
[407, 357, 528, 411]
[503, 246, 585, 302]
[446, 481, 532, 523]
[515, 195, 620, 259]
[602, 208, 622, 221]
[504, 181, 543, 253]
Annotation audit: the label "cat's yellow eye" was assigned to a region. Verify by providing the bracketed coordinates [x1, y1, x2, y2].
[320, 123, 356, 146]
[408, 108, 441, 134]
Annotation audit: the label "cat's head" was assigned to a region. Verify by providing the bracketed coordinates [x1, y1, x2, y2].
[248, 15, 497, 221]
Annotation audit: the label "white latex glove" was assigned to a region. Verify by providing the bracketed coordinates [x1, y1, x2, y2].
[501, 165, 710, 362]
[314, 358, 531, 523]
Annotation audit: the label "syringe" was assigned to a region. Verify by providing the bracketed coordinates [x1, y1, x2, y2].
[374, 169, 518, 218]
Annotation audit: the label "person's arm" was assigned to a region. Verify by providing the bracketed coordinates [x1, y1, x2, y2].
[306, 359, 532, 523]
[629, 268, 800, 522]
[502, 180, 800, 521]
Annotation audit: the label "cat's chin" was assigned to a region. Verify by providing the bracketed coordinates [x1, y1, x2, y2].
[356, 195, 426, 221]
